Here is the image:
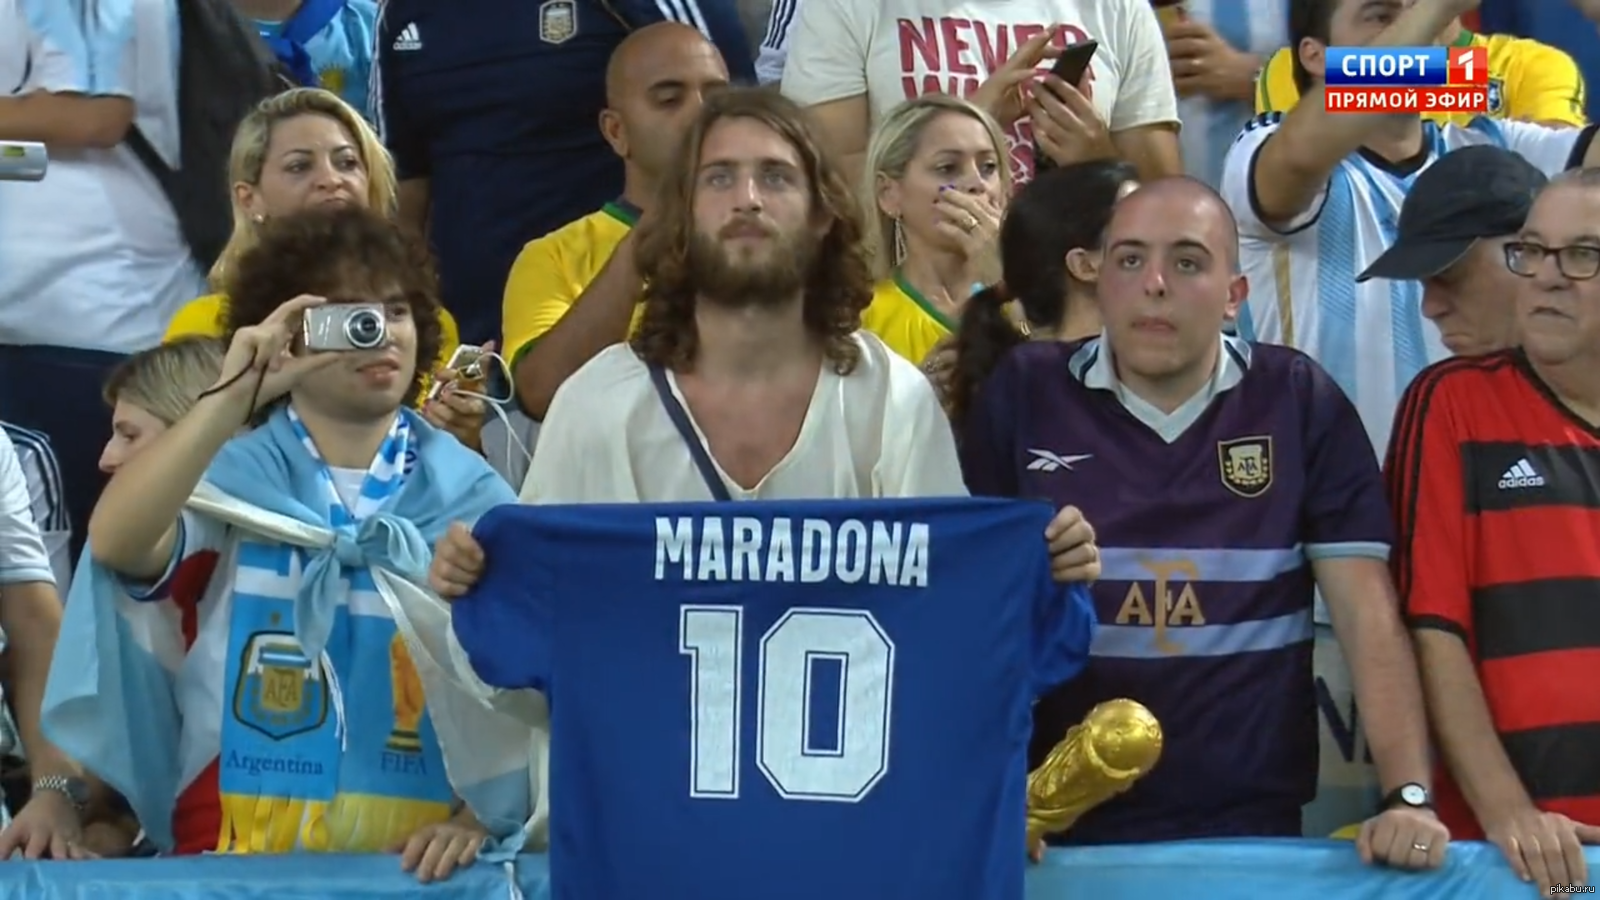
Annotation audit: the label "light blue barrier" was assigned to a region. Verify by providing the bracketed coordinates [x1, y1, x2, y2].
[0, 841, 1582, 898]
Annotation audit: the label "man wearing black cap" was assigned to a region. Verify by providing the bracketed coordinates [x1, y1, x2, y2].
[1357, 145, 1548, 357]
[1388, 167, 1600, 895]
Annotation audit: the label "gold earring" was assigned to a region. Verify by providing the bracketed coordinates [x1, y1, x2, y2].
[893, 217, 908, 266]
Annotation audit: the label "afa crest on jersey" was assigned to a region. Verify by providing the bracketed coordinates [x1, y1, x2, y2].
[1219, 436, 1274, 498]
[539, 0, 578, 45]
[1487, 78, 1504, 115]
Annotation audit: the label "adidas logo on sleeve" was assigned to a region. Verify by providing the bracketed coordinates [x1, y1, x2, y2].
[392, 23, 422, 51]
[1498, 458, 1546, 490]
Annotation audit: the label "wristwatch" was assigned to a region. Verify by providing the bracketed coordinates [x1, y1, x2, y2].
[32, 775, 89, 814]
[1381, 782, 1433, 811]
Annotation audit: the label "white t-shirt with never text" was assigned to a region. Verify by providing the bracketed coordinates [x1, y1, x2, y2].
[778, 0, 1179, 181]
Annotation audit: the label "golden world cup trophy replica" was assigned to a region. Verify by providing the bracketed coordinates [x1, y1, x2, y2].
[1025, 698, 1163, 848]
[386, 632, 427, 753]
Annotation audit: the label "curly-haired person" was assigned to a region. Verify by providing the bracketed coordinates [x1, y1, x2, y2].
[45, 206, 529, 882]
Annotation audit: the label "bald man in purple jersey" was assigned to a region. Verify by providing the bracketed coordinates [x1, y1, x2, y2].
[959, 177, 1448, 870]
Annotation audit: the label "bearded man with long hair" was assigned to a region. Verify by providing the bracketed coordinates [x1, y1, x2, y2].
[429, 85, 1100, 582]
[422, 91, 1105, 898]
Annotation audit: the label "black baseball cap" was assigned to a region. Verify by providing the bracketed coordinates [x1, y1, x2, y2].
[1357, 145, 1547, 283]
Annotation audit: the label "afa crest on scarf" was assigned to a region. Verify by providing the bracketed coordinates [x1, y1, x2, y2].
[234, 629, 328, 742]
[216, 544, 453, 852]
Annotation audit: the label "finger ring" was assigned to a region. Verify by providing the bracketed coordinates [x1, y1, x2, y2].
[1412, 842, 1429, 852]
[961, 214, 978, 233]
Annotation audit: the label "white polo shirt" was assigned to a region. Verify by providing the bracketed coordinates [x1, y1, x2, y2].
[0, 0, 203, 354]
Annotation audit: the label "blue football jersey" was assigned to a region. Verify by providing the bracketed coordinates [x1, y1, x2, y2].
[454, 497, 1094, 900]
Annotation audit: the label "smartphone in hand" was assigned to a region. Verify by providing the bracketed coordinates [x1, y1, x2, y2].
[428, 344, 486, 400]
[1050, 39, 1100, 88]
[1035, 40, 1100, 172]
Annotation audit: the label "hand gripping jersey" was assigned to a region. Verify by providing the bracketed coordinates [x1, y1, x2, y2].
[453, 497, 1095, 900]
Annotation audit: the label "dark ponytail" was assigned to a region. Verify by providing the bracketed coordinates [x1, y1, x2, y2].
[948, 284, 1025, 424]
[947, 159, 1138, 425]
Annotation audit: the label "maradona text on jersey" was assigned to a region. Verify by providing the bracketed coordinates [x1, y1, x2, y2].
[653, 516, 931, 587]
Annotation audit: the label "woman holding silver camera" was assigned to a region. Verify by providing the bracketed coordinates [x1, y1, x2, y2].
[161, 88, 488, 452]
[61, 206, 524, 881]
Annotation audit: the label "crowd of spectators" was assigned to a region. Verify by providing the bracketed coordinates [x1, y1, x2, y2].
[3, 0, 1600, 895]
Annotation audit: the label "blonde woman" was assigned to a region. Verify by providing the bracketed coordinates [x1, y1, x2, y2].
[161, 88, 486, 449]
[859, 95, 1011, 366]
[98, 337, 227, 476]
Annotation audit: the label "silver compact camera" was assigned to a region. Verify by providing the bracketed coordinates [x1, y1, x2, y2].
[0, 142, 47, 182]
[303, 304, 387, 352]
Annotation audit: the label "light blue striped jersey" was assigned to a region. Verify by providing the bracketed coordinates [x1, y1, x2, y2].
[1222, 113, 1592, 456]
[1180, 0, 1287, 188]
[255, 0, 378, 119]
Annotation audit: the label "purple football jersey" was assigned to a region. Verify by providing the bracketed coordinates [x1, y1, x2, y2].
[959, 335, 1392, 843]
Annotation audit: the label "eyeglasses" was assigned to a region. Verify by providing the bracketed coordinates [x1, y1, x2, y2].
[1504, 241, 1600, 281]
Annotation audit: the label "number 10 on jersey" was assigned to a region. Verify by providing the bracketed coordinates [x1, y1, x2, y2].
[680, 605, 896, 803]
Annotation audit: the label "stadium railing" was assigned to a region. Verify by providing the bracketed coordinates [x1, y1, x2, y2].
[0, 840, 1578, 898]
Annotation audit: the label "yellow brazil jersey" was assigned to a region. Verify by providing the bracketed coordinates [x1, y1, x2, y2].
[1255, 31, 1586, 127]
[502, 201, 639, 369]
[163, 293, 461, 373]
[860, 273, 957, 366]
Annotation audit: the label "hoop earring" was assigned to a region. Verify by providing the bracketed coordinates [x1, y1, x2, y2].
[893, 217, 908, 266]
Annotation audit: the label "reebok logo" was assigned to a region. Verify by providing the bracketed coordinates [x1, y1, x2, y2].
[1025, 450, 1092, 473]
[1498, 458, 1546, 490]
[392, 23, 421, 51]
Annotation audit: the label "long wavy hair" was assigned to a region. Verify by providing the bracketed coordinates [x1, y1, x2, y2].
[210, 88, 397, 288]
[629, 87, 875, 375]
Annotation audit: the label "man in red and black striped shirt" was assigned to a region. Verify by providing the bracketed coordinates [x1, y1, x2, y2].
[1388, 168, 1600, 895]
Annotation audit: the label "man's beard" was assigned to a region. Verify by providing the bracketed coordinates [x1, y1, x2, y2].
[688, 218, 818, 309]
